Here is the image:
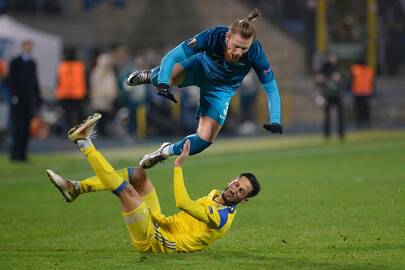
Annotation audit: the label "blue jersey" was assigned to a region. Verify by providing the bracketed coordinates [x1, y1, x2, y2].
[181, 26, 275, 89]
[154, 25, 281, 125]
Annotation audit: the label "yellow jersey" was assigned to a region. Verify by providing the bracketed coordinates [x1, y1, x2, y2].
[135, 167, 237, 253]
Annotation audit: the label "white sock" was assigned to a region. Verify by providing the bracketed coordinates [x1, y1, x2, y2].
[162, 144, 173, 157]
[77, 139, 93, 150]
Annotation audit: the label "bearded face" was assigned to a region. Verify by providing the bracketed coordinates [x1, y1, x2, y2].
[224, 32, 254, 64]
[221, 175, 253, 205]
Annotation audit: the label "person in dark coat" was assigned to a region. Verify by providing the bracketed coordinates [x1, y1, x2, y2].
[314, 52, 345, 140]
[6, 39, 42, 161]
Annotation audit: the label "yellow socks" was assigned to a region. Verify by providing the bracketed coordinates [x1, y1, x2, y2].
[82, 145, 128, 195]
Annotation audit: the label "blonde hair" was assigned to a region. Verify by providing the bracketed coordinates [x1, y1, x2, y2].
[229, 8, 262, 39]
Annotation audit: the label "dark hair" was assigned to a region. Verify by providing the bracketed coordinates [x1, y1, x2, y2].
[64, 46, 77, 61]
[240, 172, 260, 198]
[229, 8, 262, 39]
[355, 55, 366, 65]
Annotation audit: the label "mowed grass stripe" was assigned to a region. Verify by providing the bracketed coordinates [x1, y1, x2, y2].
[1, 131, 404, 185]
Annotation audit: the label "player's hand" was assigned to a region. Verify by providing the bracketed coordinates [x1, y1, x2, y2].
[174, 140, 190, 167]
[157, 83, 178, 103]
[263, 123, 283, 134]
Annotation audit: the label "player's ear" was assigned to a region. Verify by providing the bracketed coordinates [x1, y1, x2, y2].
[226, 31, 230, 42]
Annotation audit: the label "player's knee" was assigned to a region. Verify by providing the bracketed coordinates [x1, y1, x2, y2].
[119, 184, 139, 199]
[129, 167, 147, 186]
[197, 117, 221, 142]
[118, 183, 133, 195]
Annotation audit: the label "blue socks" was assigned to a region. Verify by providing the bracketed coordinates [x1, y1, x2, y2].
[169, 134, 212, 155]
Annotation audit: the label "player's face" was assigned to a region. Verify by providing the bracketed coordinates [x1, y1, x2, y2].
[222, 176, 253, 204]
[22, 41, 33, 54]
[225, 32, 253, 64]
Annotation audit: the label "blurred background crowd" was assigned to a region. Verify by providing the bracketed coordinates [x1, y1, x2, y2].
[0, 0, 404, 161]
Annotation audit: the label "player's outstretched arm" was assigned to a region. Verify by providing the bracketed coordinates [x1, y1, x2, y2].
[173, 139, 190, 167]
[262, 79, 283, 134]
[158, 44, 188, 88]
[173, 141, 218, 226]
[251, 42, 283, 134]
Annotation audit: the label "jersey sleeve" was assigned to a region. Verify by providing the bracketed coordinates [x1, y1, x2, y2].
[249, 41, 281, 124]
[173, 167, 210, 222]
[173, 167, 228, 229]
[206, 205, 233, 229]
[262, 80, 281, 124]
[158, 26, 219, 86]
[249, 41, 275, 84]
[180, 26, 221, 57]
[158, 44, 188, 86]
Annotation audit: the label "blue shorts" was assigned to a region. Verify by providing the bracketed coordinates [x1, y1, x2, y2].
[178, 54, 234, 125]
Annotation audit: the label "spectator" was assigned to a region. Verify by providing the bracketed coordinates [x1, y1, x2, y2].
[0, 57, 10, 150]
[89, 53, 118, 136]
[6, 39, 42, 161]
[350, 58, 375, 128]
[55, 47, 87, 133]
[118, 55, 147, 136]
[314, 52, 345, 139]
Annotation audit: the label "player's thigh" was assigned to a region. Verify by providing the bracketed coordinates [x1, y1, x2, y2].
[196, 94, 230, 128]
[124, 201, 154, 243]
[177, 55, 203, 87]
[196, 116, 222, 142]
[169, 63, 186, 86]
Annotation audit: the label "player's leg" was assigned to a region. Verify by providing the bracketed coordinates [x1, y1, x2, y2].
[63, 113, 130, 200]
[323, 99, 331, 138]
[128, 167, 162, 217]
[73, 114, 154, 242]
[336, 97, 345, 139]
[139, 116, 222, 169]
[81, 144, 153, 242]
[47, 113, 129, 201]
[47, 114, 154, 248]
[46, 169, 81, 202]
[76, 167, 162, 217]
[93, 165, 158, 244]
[47, 168, 132, 202]
[48, 165, 162, 206]
[79, 168, 129, 193]
[167, 116, 220, 154]
[137, 54, 226, 168]
[139, 91, 228, 169]
[47, 113, 103, 201]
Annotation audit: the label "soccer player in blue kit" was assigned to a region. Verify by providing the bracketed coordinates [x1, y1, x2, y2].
[127, 8, 283, 169]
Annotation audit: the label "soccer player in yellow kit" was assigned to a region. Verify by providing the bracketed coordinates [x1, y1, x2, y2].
[47, 113, 261, 253]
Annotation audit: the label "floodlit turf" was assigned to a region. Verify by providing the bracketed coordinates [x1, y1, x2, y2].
[0, 130, 404, 269]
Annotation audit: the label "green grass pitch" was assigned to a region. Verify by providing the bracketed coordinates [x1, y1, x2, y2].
[0, 130, 404, 269]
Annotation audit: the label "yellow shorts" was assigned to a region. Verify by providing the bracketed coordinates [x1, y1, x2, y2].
[122, 195, 177, 253]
